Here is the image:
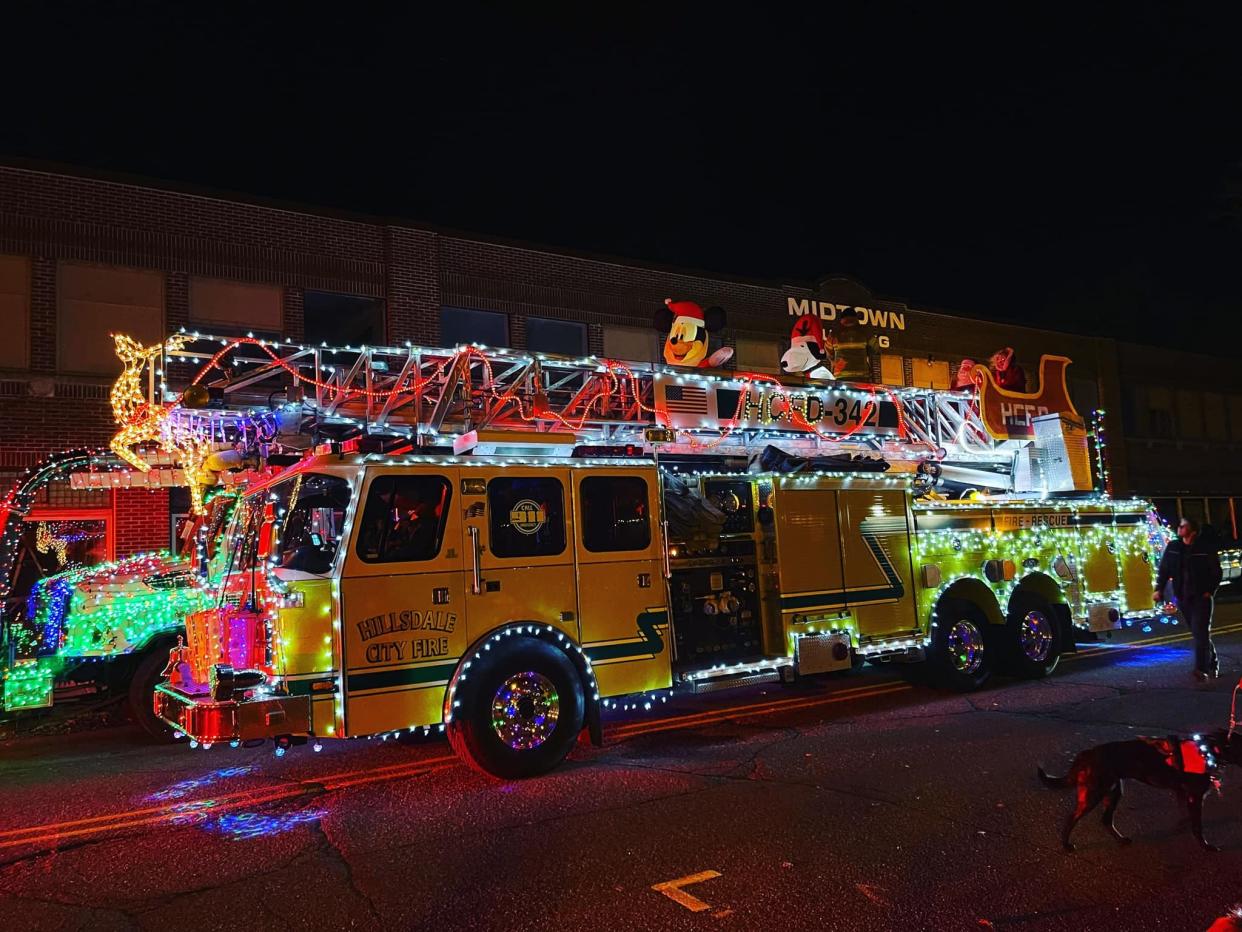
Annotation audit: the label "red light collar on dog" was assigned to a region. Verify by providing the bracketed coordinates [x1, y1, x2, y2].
[1180, 740, 1209, 774]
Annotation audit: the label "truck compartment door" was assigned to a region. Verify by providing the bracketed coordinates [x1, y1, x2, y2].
[837, 490, 919, 639]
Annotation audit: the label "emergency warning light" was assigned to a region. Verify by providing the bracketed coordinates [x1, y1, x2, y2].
[572, 444, 648, 458]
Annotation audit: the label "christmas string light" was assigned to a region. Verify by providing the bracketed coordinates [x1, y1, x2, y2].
[109, 333, 218, 514]
[1, 449, 105, 601]
[156, 329, 985, 466]
[1091, 408, 1113, 495]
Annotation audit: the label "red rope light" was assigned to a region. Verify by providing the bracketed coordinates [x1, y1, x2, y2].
[176, 337, 941, 458]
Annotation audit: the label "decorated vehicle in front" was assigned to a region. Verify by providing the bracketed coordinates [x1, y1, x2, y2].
[2, 486, 238, 732]
[125, 321, 1173, 776]
[1, 333, 279, 730]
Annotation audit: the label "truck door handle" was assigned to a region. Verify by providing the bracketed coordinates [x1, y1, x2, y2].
[469, 526, 482, 594]
[638, 573, 651, 588]
[662, 521, 671, 578]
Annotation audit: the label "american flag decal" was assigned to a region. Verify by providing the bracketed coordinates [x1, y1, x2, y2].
[663, 384, 710, 415]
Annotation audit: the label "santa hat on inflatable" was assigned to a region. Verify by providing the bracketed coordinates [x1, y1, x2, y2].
[790, 313, 825, 344]
[665, 298, 706, 327]
[657, 298, 732, 367]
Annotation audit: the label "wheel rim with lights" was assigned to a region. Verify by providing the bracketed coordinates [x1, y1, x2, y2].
[947, 619, 985, 674]
[1019, 610, 1053, 662]
[491, 671, 560, 750]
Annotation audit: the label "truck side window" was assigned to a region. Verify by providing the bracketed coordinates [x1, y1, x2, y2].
[356, 475, 452, 563]
[581, 476, 650, 552]
[487, 477, 566, 558]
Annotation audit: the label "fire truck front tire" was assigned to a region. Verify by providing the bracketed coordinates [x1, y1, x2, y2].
[1001, 593, 1062, 678]
[128, 640, 177, 741]
[446, 636, 586, 779]
[928, 598, 993, 692]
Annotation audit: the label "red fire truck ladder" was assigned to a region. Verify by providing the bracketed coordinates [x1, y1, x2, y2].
[151, 330, 1020, 480]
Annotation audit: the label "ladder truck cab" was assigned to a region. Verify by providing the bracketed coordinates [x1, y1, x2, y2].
[142, 332, 1165, 777]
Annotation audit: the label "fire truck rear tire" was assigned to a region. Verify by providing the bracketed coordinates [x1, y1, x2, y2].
[127, 641, 176, 741]
[446, 636, 586, 779]
[1001, 593, 1062, 678]
[928, 598, 993, 692]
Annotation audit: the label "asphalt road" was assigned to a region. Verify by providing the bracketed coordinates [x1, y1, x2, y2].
[3, 612, 1242, 932]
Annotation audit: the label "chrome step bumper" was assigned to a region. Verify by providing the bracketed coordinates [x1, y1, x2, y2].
[155, 683, 311, 744]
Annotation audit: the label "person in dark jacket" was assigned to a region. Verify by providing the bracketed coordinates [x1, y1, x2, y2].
[1154, 516, 1222, 681]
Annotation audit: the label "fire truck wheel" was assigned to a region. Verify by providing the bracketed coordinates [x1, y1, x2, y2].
[446, 636, 586, 779]
[1002, 594, 1062, 678]
[928, 598, 993, 691]
[127, 642, 176, 741]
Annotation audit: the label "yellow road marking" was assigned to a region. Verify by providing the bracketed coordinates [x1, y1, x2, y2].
[652, 870, 721, 912]
[0, 761, 454, 850]
[0, 754, 457, 844]
[608, 678, 907, 735]
[611, 683, 912, 740]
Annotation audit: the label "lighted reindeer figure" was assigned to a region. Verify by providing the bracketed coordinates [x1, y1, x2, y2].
[109, 333, 214, 514]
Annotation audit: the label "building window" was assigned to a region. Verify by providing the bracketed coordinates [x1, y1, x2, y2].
[1147, 387, 1174, 439]
[58, 262, 164, 375]
[734, 337, 779, 373]
[440, 307, 508, 349]
[910, 357, 950, 390]
[580, 476, 651, 552]
[879, 354, 905, 386]
[1202, 392, 1228, 441]
[0, 255, 30, 370]
[1229, 396, 1242, 442]
[305, 291, 385, 347]
[355, 475, 453, 564]
[1175, 389, 1203, 439]
[487, 476, 566, 558]
[602, 325, 659, 363]
[527, 317, 587, 356]
[190, 278, 282, 333]
[1121, 386, 1138, 435]
[11, 516, 111, 603]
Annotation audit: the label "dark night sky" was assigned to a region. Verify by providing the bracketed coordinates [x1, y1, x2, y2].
[3, 4, 1241, 352]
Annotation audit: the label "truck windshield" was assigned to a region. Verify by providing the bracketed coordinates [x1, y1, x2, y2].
[224, 474, 351, 591]
[273, 473, 351, 575]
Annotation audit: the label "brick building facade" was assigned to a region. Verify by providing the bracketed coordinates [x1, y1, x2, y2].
[0, 163, 1237, 559]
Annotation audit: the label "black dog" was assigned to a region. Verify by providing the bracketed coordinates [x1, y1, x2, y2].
[1038, 730, 1240, 851]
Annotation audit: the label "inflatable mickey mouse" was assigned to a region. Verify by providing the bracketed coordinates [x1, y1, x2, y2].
[654, 298, 733, 368]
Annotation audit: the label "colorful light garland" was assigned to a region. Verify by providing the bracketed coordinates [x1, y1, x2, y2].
[912, 499, 1161, 633]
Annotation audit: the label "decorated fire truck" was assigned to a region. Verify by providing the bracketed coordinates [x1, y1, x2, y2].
[90, 316, 1174, 778]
